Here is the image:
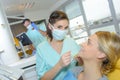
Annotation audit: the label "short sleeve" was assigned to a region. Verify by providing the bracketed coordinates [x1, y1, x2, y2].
[36, 46, 48, 79]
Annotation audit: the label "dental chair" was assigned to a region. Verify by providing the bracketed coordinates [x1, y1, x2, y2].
[107, 59, 120, 80]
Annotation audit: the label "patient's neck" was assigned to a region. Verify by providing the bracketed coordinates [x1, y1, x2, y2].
[78, 61, 102, 80]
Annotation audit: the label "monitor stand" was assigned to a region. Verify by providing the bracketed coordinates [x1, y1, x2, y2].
[19, 41, 28, 58]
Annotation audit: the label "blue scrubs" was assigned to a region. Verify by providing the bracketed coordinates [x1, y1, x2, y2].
[36, 37, 80, 80]
[38, 25, 47, 32]
[26, 26, 46, 48]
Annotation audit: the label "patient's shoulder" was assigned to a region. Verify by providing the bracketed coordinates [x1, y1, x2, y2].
[70, 66, 83, 78]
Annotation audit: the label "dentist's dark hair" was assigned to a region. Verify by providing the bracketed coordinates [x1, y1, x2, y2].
[47, 10, 69, 41]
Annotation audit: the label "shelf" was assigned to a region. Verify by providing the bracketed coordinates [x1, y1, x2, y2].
[88, 21, 114, 29]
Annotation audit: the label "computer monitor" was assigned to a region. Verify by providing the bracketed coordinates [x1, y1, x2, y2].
[16, 32, 32, 46]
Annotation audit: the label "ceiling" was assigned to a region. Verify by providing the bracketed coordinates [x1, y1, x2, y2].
[1, 0, 58, 16]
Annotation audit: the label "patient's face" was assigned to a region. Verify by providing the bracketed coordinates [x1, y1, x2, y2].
[78, 34, 101, 61]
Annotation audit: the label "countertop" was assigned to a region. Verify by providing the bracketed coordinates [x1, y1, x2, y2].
[8, 55, 36, 69]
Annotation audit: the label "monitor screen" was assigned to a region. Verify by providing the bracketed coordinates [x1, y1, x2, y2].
[16, 32, 32, 46]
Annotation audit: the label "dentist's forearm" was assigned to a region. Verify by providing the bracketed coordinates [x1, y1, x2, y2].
[40, 63, 62, 80]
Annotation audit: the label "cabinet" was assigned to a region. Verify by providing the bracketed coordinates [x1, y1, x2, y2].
[22, 64, 37, 80]
[9, 55, 37, 80]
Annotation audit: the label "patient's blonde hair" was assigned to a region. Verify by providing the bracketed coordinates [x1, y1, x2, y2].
[95, 31, 120, 74]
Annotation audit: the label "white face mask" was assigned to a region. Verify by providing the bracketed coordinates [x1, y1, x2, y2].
[51, 25, 68, 40]
[27, 24, 33, 30]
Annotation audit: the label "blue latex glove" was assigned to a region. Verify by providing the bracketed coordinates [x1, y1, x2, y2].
[63, 71, 77, 80]
[31, 22, 39, 30]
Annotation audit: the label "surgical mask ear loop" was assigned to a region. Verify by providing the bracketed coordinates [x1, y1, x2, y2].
[49, 23, 55, 30]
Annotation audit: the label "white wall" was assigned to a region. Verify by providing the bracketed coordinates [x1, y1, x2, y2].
[0, 0, 20, 65]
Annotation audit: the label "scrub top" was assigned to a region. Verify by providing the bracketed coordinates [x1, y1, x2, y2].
[36, 37, 80, 80]
[37, 24, 47, 31]
[26, 28, 46, 48]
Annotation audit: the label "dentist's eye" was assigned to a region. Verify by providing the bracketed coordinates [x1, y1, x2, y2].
[57, 26, 62, 29]
[64, 26, 68, 29]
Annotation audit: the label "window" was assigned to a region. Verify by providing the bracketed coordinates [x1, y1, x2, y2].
[58, 0, 120, 44]
[64, 0, 81, 19]
[113, 0, 120, 20]
[82, 0, 112, 27]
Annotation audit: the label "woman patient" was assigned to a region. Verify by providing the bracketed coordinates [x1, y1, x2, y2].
[64, 31, 120, 80]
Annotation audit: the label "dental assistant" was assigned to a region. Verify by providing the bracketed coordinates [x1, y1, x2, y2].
[36, 10, 80, 80]
[22, 19, 46, 49]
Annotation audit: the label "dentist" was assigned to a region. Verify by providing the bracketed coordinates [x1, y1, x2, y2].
[36, 10, 80, 80]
